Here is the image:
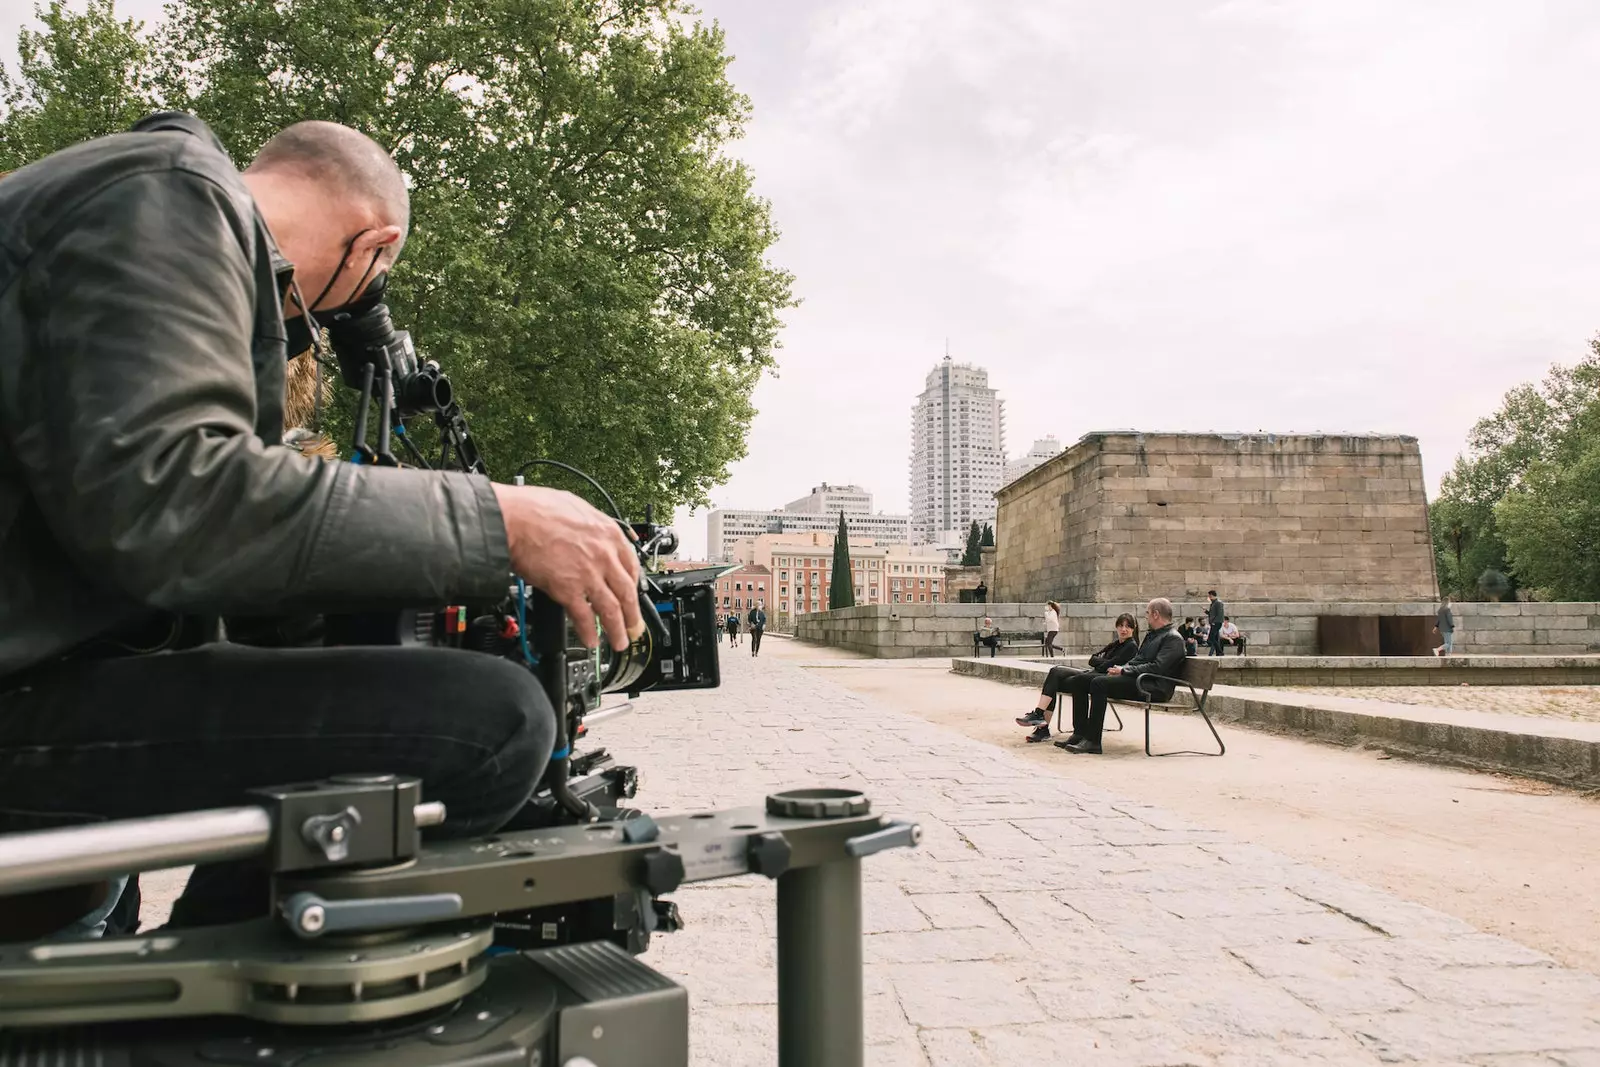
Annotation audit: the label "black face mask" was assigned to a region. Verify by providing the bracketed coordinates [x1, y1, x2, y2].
[283, 231, 385, 360]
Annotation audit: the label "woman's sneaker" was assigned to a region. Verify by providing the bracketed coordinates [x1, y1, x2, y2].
[1024, 725, 1051, 743]
[1015, 710, 1047, 727]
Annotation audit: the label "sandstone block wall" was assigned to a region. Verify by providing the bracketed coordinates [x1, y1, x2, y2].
[992, 432, 1438, 604]
[791, 602, 1600, 658]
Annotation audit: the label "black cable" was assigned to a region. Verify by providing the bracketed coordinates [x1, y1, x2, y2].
[396, 428, 433, 469]
[512, 458, 625, 522]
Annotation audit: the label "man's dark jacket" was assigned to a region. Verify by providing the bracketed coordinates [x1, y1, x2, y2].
[1207, 598, 1225, 628]
[1118, 624, 1187, 701]
[0, 114, 510, 679]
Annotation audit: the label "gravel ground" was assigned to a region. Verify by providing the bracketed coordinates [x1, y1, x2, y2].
[1280, 685, 1600, 722]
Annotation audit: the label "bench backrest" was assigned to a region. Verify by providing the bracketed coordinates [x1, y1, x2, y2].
[1180, 657, 1221, 690]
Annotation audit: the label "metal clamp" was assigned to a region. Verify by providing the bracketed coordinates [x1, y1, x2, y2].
[844, 820, 921, 858]
[279, 890, 463, 939]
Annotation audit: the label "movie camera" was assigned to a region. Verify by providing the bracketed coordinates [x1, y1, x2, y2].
[0, 279, 921, 1065]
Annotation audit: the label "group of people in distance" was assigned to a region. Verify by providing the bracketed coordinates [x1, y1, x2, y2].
[1013, 597, 1188, 753]
[718, 602, 768, 657]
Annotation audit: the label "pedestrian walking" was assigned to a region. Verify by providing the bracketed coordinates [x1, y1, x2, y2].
[726, 611, 741, 647]
[747, 602, 768, 657]
[1042, 601, 1060, 657]
[1433, 595, 1456, 657]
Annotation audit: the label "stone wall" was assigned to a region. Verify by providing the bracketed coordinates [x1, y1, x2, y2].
[792, 602, 1600, 658]
[993, 432, 1438, 604]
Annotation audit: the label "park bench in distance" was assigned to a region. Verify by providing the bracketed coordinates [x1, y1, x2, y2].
[972, 629, 1048, 657]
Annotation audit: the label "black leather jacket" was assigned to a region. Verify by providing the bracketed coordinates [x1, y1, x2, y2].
[0, 114, 510, 680]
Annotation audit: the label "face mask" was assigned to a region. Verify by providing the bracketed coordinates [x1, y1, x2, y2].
[283, 231, 384, 361]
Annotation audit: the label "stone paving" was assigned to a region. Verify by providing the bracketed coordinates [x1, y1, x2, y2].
[621, 647, 1600, 1066]
[1284, 686, 1600, 724]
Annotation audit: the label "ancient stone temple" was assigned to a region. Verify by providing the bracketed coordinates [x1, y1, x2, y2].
[992, 432, 1438, 603]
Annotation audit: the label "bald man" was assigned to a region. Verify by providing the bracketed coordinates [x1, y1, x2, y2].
[0, 112, 640, 928]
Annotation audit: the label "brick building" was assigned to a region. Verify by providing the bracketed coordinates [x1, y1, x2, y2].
[992, 432, 1438, 604]
[744, 532, 950, 622]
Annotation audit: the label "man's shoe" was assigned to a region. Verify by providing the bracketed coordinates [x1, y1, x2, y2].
[1024, 725, 1051, 743]
[1065, 739, 1102, 754]
[1015, 710, 1047, 727]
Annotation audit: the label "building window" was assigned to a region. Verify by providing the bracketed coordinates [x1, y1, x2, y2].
[893, 593, 901, 603]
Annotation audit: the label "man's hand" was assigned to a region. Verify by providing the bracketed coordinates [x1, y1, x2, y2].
[1107, 666, 1124, 675]
[492, 484, 643, 651]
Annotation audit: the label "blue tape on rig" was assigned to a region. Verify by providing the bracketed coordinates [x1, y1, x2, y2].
[550, 746, 570, 761]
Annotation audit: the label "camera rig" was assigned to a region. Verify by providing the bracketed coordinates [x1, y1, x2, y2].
[0, 275, 920, 1064]
[0, 779, 921, 1065]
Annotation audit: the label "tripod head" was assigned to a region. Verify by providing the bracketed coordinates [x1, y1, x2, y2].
[0, 777, 920, 1066]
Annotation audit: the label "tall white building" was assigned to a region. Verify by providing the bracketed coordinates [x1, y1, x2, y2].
[1004, 436, 1065, 486]
[909, 355, 1006, 545]
[706, 484, 910, 562]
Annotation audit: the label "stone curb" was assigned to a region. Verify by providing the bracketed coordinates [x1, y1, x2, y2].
[953, 657, 1600, 790]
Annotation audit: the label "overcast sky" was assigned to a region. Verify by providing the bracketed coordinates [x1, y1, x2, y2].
[8, 0, 1600, 559]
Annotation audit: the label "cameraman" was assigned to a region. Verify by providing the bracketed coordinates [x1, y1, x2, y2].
[0, 114, 643, 926]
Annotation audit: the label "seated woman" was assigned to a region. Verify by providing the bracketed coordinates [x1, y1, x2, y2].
[1014, 614, 1139, 743]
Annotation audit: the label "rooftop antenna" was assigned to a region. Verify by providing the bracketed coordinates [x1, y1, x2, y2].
[944, 337, 951, 361]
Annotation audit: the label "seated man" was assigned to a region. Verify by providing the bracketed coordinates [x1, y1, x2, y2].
[1177, 617, 1198, 656]
[1219, 617, 1246, 655]
[1014, 613, 1139, 743]
[975, 617, 1001, 656]
[1054, 598, 1187, 754]
[0, 113, 643, 932]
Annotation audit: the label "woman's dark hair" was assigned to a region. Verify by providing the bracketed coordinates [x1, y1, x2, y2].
[1114, 612, 1140, 642]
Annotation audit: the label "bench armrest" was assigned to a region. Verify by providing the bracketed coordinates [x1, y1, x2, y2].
[1133, 671, 1208, 705]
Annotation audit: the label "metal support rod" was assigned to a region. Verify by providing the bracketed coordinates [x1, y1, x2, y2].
[0, 807, 272, 897]
[776, 857, 864, 1067]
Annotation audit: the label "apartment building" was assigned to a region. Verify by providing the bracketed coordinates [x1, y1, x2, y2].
[747, 531, 951, 619]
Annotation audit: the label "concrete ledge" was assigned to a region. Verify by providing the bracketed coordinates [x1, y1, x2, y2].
[1003, 653, 1600, 687]
[953, 657, 1600, 789]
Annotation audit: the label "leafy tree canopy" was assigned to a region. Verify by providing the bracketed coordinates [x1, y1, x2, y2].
[1431, 340, 1600, 600]
[1, 0, 794, 518]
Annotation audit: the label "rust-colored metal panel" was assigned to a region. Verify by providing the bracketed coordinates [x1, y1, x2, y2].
[1379, 615, 1435, 656]
[1317, 616, 1379, 655]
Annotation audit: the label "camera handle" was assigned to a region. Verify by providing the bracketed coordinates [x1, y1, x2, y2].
[346, 359, 401, 468]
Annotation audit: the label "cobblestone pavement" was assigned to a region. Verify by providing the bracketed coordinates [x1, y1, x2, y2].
[623, 648, 1600, 1066]
[1282, 685, 1600, 723]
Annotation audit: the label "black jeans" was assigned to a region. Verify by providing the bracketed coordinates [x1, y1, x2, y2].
[749, 628, 764, 655]
[0, 643, 556, 925]
[1071, 674, 1146, 743]
[1039, 665, 1094, 711]
[1208, 627, 1223, 657]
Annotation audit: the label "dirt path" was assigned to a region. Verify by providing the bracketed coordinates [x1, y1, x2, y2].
[768, 638, 1600, 974]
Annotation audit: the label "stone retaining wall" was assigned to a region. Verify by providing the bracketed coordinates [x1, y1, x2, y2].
[793, 601, 1600, 658]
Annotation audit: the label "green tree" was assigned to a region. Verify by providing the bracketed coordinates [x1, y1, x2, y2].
[960, 521, 982, 567]
[1495, 428, 1600, 601]
[2, 0, 794, 518]
[981, 522, 994, 548]
[1430, 340, 1600, 598]
[828, 512, 855, 609]
[0, 0, 159, 170]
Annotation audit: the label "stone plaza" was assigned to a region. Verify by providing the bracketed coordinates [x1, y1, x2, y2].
[628, 648, 1600, 1065]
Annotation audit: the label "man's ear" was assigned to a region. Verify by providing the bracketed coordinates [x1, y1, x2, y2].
[350, 225, 404, 270]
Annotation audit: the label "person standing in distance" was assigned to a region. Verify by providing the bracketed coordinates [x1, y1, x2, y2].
[0, 113, 643, 927]
[747, 601, 768, 657]
[1206, 590, 1226, 657]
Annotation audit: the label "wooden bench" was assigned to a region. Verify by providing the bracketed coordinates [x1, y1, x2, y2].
[972, 630, 1047, 657]
[1101, 657, 1225, 756]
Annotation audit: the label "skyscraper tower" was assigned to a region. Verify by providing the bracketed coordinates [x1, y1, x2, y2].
[909, 353, 1006, 545]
